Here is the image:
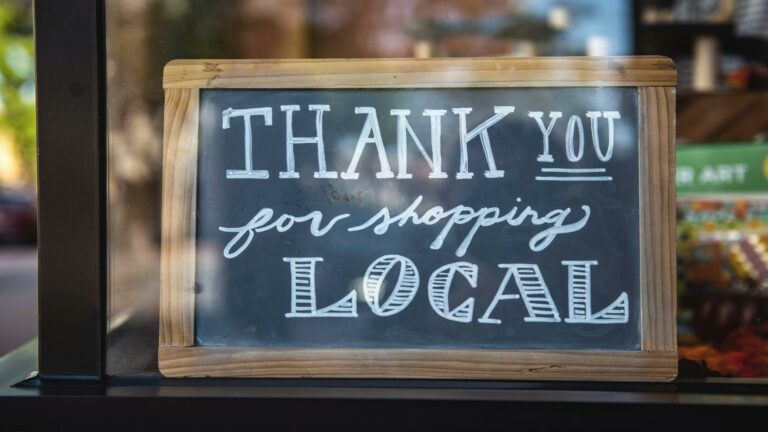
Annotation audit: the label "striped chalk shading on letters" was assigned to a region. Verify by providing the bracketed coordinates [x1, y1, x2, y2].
[284, 257, 357, 317]
[508, 264, 562, 323]
[364, 255, 419, 317]
[428, 262, 477, 323]
[563, 260, 628, 324]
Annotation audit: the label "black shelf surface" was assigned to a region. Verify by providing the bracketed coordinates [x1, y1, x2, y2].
[2, 340, 768, 430]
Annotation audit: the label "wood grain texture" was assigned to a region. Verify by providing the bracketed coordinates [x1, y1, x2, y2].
[159, 346, 677, 381]
[639, 87, 677, 354]
[160, 87, 199, 347]
[163, 56, 676, 89]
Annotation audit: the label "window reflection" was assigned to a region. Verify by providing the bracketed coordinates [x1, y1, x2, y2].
[107, 0, 633, 375]
[107, 0, 768, 378]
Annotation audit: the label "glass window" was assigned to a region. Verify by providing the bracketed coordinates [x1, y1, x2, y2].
[107, 0, 768, 379]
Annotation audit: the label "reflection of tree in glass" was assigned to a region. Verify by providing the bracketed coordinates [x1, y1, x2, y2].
[0, 0, 34, 181]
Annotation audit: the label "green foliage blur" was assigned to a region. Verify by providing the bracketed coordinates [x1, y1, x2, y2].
[0, 1, 34, 178]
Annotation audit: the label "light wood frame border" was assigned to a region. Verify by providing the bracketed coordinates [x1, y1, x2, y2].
[160, 57, 677, 381]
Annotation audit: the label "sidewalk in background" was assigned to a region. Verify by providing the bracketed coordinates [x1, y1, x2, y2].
[0, 245, 36, 356]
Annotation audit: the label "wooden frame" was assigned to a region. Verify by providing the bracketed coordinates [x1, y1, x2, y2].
[160, 57, 677, 380]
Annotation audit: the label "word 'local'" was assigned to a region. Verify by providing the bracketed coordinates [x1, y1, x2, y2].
[221, 104, 622, 181]
[281, 255, 629, 325]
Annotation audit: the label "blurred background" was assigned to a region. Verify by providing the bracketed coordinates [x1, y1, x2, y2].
[0, 0, 36, 357]
[2, 0, 768, 378]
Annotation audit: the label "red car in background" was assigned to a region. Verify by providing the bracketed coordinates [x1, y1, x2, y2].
[0, 187, 36, 243]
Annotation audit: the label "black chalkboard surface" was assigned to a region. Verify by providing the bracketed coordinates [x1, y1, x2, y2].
[159, 57, 677, 380]
[194, 87, 640, 350]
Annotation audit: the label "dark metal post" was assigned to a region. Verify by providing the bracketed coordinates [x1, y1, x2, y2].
[34, 0, 106, 379]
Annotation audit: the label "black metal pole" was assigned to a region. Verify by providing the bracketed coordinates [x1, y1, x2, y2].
[34, 0, 106, 380]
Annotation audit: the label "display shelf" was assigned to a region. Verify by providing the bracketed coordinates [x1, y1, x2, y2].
[677, 90, 768, 97]
[639, 22, 734, 32]
[633, 4, 768, 63]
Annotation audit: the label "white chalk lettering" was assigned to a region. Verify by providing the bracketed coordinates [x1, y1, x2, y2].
[273, 257, 629, 325]
[348, 196, 591, 257]
[363, 254, 419, 316]
[428, 262, 477, 323]
[221, 107, 272, 179]
[279, 104, 337, 179]
[452, 106, 514, 179]
[565, 115, 585, 162]
[212, 100, 635, 332]
[563, 260, 628, 324]
[478, 264, 561, 324]
[477, 266, 521, 324]
[529, 111, 562, 163]
[283, 257, 357, 317]
[219, 209, 349, 259]
[586, 111, 620, 162]
[390, 109, 448, 179]
[341, 107, 394, 179]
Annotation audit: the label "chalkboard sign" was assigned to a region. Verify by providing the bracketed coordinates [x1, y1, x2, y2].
[160, 57, 678, 381]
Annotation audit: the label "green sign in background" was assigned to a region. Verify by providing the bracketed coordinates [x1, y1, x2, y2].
[677, 143, 768, 195]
